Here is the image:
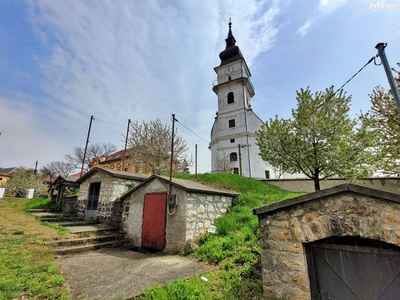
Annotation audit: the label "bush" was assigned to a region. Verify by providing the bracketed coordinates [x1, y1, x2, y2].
[4, 167, 47, 197]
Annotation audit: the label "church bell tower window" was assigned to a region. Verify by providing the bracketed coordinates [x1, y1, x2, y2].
[230, 152, 238, 162]
[227, 92, 234, 104]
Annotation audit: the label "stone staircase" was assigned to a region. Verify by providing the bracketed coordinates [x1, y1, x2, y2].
[30, 209, 130, 255]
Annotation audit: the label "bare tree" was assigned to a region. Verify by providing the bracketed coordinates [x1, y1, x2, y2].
[65, 143, 117, 171]
[213, 152, 234, 173]
[127, 119, 192, 175]
[41, 161, 74, 182]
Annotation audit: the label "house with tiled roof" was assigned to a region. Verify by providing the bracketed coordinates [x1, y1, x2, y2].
[89, 149, 132, 172]
[0, 167, 17, 187]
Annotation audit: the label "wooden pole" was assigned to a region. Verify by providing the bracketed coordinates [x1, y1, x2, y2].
[169, 114, 176, 196]
[80, 116, 94, 177]
[122, 119, 131, 171]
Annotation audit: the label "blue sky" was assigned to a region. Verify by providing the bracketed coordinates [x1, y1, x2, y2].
[0, 0, 399, 174]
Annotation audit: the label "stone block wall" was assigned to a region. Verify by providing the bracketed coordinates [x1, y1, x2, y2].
[76, 172, 137, 221]
[62, 196, 78, 214]
[97, 201, 124, 227]
[258, 191, 400, 300]
[186, 193, 232, 241]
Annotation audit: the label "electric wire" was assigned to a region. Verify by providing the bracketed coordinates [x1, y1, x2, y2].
[95, 118, 125, 128]
[334, 56, 375, 95]
[174, 119, 209, 144]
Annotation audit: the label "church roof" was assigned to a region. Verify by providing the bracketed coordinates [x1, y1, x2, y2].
[219, 20, 244, 66]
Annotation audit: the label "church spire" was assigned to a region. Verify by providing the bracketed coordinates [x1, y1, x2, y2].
[219, 19, 244, 66]
[225, 18, 236, 47]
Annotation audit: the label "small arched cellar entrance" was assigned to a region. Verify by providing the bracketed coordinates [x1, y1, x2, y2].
[306, 236, 400, 299]
[253, 184, 400, 300]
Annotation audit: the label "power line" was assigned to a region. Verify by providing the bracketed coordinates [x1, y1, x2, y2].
[174, 118, 209, 144]
[334, 56, 375, 95]
[95, 118, 125, 128]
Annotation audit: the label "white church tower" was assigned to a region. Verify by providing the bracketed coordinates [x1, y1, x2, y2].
[210, 21, 276, 179]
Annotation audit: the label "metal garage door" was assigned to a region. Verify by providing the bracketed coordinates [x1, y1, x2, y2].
[85, 182, 101, 219]
[306, 238, 400, 300]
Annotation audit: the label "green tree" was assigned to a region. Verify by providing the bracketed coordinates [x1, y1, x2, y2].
[361, 63, 400, 175]
[256, 86, 374, 191]
[127, 119, 192, 175]
[4, 167, 47, 197]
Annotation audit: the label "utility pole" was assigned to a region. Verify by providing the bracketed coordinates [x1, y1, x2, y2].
[375, 43, 400, 114]
[238, 144, 242, 176]
[80, 116, 94, 177]
[34, 161, 38, 175]
[169, 114, 176, 196]
[195, 144, 198, 177]
[122, 119, 131, 171]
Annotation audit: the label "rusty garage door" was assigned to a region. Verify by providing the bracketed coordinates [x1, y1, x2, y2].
[306, 237, 400, 300]
[141, 193, 167, 250]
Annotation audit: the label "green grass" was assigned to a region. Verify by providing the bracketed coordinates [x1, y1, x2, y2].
[135, 173, 304, 300]
[24, 197, 61, 211]
[0, 198, 70, 300]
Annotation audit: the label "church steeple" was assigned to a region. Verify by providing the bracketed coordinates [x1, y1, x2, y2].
[219, 19, 244, 66]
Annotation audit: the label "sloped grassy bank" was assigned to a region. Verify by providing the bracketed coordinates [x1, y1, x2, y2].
[134, 173, 303, 300]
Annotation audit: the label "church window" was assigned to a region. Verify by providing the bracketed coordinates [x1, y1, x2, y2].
[230, 152, 238, 162]
[265, 171, 270, 179]
[230, 139, 235, 143]
[229, 119, 235, 128]
[227, 92, 234, 104]
[233, 168, 239, 174]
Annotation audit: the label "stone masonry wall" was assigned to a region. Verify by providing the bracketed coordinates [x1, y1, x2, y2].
[96, 177, 136, 226]
[186, 193, 232, 241]
[258, 192, 400, 300]
[62, 196, 78, 214]
[77, 172, 136, 221]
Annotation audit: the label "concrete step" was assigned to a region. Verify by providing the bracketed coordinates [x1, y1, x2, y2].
[53, 239, 130, 255]
[28, 209, 51, 212]
[66, 224, 119, 235]
[41, 218, 83, 223]
[45, 234, 126, 247]
[56, 221, 98, 227]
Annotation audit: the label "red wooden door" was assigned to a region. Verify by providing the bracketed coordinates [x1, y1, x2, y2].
[141, 193, 167, 250]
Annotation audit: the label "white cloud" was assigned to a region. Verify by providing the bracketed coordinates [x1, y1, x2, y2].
[297, 19, 314, 37]
[297, 0, 350, 36]
[216, 0, 288, 66]
[318, 0, 350, 15]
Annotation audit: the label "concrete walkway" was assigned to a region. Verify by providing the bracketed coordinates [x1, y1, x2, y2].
[58, 248, 213, 299]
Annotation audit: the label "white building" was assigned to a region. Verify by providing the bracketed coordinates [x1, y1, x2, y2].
[210, 21, 299, 179]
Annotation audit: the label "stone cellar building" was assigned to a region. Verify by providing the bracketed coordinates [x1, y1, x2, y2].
[76, 167, 148, 226]
[254, 184, 400, 300]
[121, 175, 238, 253]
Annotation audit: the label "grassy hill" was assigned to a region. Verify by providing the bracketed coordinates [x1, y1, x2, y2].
[135, 173, 304, 300]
